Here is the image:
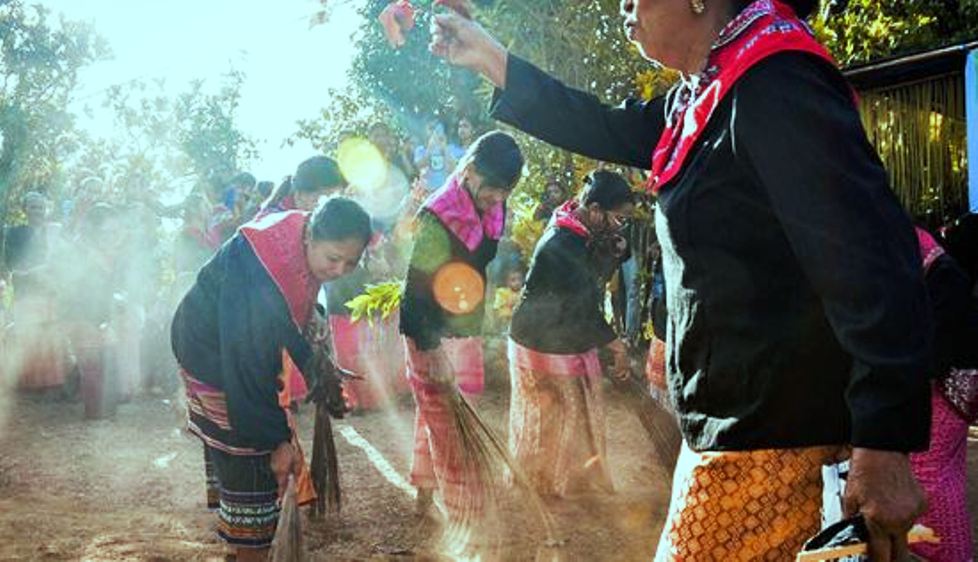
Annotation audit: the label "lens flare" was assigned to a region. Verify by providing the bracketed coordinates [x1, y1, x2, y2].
[412, 222, 452, 275]
[337, 137, 388, 192]
[432, 262, 485, 315]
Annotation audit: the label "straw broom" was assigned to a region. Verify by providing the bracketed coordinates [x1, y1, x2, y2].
[270, 476, 307, 562]
[304, 306, 344, 517]
[609, 372, 682, 475]
[434, 376, 557, 554]
[310, 399, 341, 516]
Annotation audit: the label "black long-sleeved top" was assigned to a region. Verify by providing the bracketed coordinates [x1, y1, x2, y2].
[510, 226, 616, 354]
[171, 235, 312, 452]
[491, 53, 931, 452]
[400, 210, 497, 350]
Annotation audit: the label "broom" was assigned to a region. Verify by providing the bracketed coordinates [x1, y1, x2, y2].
[608, 359, 682, 476]
[269, 475, 307, 562]
[436, 380, 557, 555]
[310, 399, 341, 516]
[304, 305, 346, 517]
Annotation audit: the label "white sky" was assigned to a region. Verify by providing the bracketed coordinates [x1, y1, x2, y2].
[37, 0, 362, 182]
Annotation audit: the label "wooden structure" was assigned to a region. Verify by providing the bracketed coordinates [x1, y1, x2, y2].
[844, 40, 978, 224]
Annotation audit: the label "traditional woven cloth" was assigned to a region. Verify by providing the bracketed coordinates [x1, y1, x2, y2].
[507, 339, 612, 497]
[12, 297, 65, 389]
[654, 443, 840, 561]
[910, 384, 974, 562]
[208, 446, 280, 549]
[406, 337, 485, 518]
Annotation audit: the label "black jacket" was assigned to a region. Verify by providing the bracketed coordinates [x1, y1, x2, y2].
[491, 53, 931, 452]
[510, 226, 617, 354]
[400, 210, 498, 350]
[171, 235, 312, 452]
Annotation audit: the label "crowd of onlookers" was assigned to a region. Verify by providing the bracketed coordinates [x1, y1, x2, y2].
[0, 113, 552, 415]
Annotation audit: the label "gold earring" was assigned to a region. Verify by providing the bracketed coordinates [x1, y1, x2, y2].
[691, 0, 705, 14]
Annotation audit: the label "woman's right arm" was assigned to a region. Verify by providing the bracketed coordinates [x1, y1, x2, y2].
[431, 13, 665, 169]
[490, 55, 664, 169]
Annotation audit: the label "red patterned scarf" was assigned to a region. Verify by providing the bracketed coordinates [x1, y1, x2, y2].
[550, 200, 590, 239]
[423, 173, 505, 252]
[648, 0, 836, 193]
[239, 210, 318, 329]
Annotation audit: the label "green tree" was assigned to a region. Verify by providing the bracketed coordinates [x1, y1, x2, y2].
[64, 71, 257, 209]
[0, 0, 106, 219]
[815, 0, 978, 66]
[174, 70, 258, 192]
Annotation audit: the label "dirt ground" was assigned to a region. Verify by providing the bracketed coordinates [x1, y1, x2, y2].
[0, 374, 675, 562]
[2, 370, 977, 562]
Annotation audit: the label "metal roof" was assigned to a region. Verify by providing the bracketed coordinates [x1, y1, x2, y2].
[843, 39, 978, 90]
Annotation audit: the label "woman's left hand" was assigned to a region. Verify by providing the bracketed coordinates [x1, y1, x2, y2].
[843, 448, 927, 561]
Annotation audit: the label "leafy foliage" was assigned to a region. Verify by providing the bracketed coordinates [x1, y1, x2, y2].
[346, 280, 404, 324]
[0, 0, 107, 219]
[62, 72, 257, 211]
[814, 0, 978, 66]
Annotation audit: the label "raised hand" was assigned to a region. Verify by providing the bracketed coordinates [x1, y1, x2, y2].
[433, 0, 473, 19]
[429, 12, 508, 88]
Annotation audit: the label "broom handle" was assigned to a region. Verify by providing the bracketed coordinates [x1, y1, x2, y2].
[795, 525, 938, 561]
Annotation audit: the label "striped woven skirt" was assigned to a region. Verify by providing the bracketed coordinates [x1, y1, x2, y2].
[507, 339, 612, 498]
[405, 336, 486, 518]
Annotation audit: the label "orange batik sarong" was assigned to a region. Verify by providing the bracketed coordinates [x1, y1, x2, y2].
[654, 443, 842, 562]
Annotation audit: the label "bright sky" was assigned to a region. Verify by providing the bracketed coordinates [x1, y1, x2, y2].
[37, 0, 362, 182]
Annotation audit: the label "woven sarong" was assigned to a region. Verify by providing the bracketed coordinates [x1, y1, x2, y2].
[507, 339, 612, 497]
[405, 337, 485, 518]
[910, 384, 974, 562]
[654, 442, 840, 561]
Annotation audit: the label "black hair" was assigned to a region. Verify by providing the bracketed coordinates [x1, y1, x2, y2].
[309, 196, 372, 245]
[942, 212, 978, 283]
[230, 172, 257, 190]
[581, 170, 634, 210]
[461, 131, 524, 191]
[368, 122, 392, 135]
[736, 0, 816, 18]
[256, 181, 274, 198]
[263, 156, 344, 210]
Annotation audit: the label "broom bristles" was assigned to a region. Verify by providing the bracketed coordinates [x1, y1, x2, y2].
[310, 399, 341, 517]
[439, 389, 556, 556]
[615, 376, 681, 474]
[270, 476, 307, 562]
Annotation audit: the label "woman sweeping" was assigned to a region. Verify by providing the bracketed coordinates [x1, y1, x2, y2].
[256, 155, 348, 406]
[171, 197, 371, 562]
[909, 226, 977, 562]
[508, 170, 634, 498]
[399, 131, 524, 523]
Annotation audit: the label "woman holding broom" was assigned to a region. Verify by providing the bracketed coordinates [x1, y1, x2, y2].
[508, 169, 634, 499]
[171, 196, 371, 562]
[399, 131, 524, 528]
